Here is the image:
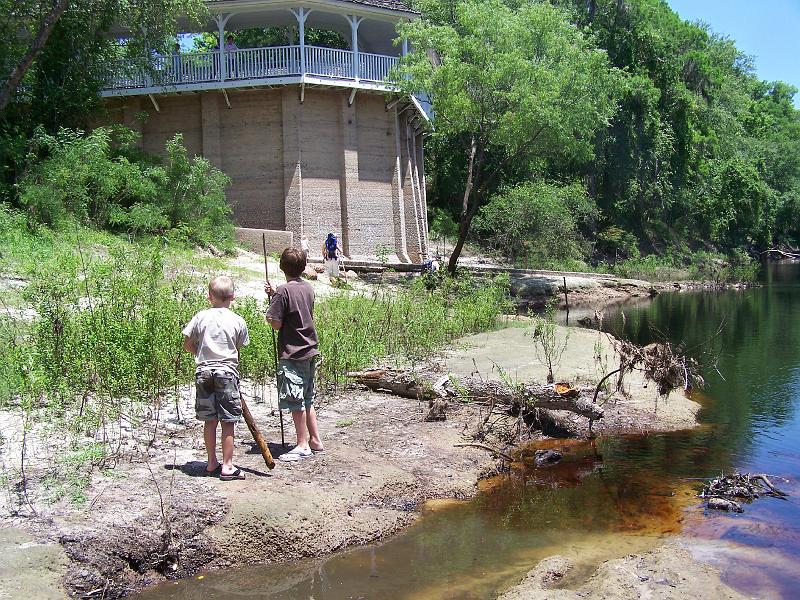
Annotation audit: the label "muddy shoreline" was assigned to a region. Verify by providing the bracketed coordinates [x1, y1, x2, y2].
[0, 256, 752, 600]
[1, 321, 746, 600]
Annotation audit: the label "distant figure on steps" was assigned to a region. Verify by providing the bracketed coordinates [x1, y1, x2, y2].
[322, 232, 344, 278]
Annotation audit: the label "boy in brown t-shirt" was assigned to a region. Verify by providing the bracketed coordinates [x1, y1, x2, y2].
[265, 248, 324, 462]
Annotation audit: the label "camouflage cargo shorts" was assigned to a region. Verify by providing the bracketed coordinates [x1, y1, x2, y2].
[194, 369, 242, 422]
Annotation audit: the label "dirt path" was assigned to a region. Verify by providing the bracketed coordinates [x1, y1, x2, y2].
[0, 324, 735, 599]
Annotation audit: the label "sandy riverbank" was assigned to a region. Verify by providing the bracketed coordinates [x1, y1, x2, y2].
[1, 322, 741, 599]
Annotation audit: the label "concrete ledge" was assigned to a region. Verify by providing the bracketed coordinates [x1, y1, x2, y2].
[235, 228, 293, 254]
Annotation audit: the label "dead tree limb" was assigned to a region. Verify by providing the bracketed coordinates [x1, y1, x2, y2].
[453, 443, 513, 461]
[347, 368, 604, 421]
[346, 368, 438, 400]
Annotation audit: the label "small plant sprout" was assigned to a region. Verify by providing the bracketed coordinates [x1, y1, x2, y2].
[527, 301, 569, 384]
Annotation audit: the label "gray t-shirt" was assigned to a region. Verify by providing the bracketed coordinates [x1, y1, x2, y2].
[266, 279, 319, 361]
[182, 307, 250, 377]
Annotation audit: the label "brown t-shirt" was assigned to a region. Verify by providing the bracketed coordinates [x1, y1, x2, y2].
[266, 278, 320, 361]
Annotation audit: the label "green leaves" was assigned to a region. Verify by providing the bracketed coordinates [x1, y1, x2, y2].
[18, 127, 233, 249]
[417, 0, 800, 263]
[474, 180, 596, 268]
[396, 0, 619, 272]
[398, 0, 618, 161]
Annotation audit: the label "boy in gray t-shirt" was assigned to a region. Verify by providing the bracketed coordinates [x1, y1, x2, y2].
[265, 248, 324, 462]
[182, 276, 249, 480]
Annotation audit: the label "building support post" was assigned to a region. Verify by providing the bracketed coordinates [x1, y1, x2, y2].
[213, 13, 232, 82]
[290, 8, 310, 77]
[345, 15, 363, 81]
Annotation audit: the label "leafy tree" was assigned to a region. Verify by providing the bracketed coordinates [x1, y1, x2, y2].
[0, 0, 205, 114]
[397, 0, 619, 274]
[419, 0, 800, 266]
[0, 0, 208, 206]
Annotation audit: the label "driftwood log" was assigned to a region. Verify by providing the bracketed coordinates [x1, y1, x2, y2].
[347, 368, 604, 422]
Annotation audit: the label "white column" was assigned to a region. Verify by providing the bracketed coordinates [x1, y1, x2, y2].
[346, 16, 363, 81]
[290, 8, 310, 76]
[213, 14, 231, 81]
[402, 36, 408, 56]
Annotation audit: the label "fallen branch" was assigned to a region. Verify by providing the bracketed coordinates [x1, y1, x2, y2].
[348, 368, 603, 421]
[453, 443, 513, 461]
[700, 472, 789, 512]
[761, 248, 800, 260]
[346, 368, 438, 400]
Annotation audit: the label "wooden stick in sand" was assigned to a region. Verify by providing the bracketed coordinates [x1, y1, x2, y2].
[263, 233, 286, 447]
[241, 396, 275, 469]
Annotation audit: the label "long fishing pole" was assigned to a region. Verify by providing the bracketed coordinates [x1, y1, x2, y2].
[263, 233, 286, 448]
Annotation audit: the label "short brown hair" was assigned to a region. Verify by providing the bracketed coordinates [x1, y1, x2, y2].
[209, 275, 234, 301]
[280, 247, 306, 278]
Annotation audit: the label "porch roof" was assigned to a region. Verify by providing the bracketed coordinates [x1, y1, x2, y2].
[205, 0, 418, 20]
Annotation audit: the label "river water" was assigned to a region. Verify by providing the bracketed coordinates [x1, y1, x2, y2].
[140, 262, 800, 600]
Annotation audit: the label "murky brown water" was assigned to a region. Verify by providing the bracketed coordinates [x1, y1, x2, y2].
[139, 262, 800, 599]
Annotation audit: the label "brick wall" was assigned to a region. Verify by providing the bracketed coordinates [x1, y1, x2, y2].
[105, 87, 428, 262]
[218, 90, 284, 230]
[296, 89, 344, 256]
[235, 227, 293, 254]
[141, 95, 203, 157]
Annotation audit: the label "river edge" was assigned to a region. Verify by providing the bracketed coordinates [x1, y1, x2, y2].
[0, 251, 754, 599]
[0, 322, 750, 600]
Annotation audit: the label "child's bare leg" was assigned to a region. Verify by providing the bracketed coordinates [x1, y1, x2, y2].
[306, 406, 323, 450]
[220, 422, 235, 474]
[291, 410, 310, 450]
[203, 420, 220, 472]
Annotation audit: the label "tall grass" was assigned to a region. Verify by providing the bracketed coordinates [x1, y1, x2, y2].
[0, 220, 512, 446]
[314, 274, 512, 385]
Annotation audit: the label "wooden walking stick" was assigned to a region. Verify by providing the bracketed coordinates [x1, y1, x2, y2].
[263, 233, 286, 447]
[241, 395, 275, 469]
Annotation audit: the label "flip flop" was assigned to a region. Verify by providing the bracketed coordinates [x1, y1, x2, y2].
[219, 468, 245, 481]
[310, 447, 326, 455]
[204, 465, 222, 477]
[279, 447, 312, 462]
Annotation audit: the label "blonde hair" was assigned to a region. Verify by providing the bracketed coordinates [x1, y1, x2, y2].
[209, 276, 235, 301]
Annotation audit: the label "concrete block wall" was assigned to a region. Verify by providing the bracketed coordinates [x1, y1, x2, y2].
[295, 89, 345, 256]
[235, 228, 293, 254]
[105, 87, 428, 262]
[218, 91, 285, 230]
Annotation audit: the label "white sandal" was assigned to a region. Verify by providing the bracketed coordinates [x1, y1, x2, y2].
[279, 447, 312, 462]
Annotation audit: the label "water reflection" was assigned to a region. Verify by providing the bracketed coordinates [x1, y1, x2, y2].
[139, 263, 800, 600]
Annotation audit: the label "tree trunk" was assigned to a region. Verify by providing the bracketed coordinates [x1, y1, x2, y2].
[448, 137, 477, 275]
[0, 0, 71, 114]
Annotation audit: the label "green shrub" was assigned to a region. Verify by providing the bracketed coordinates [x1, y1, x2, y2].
[0, 225, 511, 437]
[596, 226, 640, 260]
[315, 272, 512, 385]
[607, 249, 758, 283]
[0, 242, 207, 435]
[473, 181, 597, 269]
[18, 127, 232, 249]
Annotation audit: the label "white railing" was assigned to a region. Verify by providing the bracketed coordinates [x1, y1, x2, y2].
[304, 46, 354, 79]
[226, 46, 301, 80]
[103, 45, 399, 92]
[360, 52, 398, 82]
[108, 51, 219, 89]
